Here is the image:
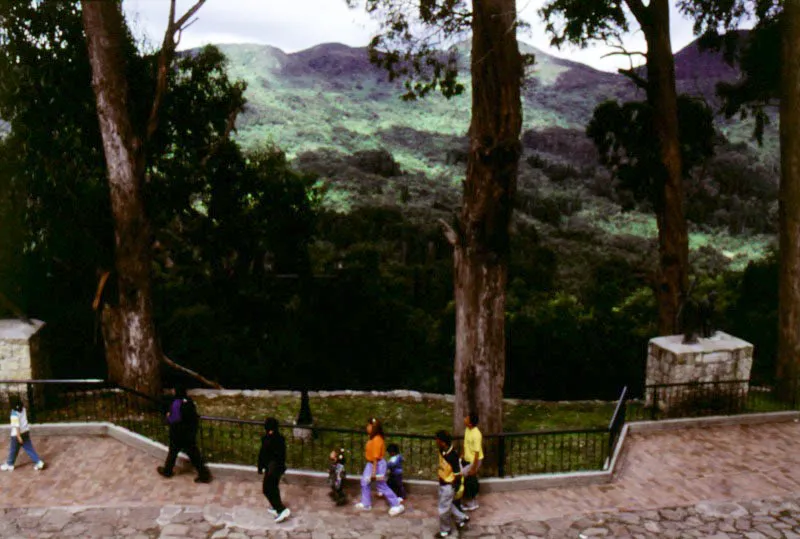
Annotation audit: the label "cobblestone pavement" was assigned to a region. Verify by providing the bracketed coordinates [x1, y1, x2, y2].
[2, 495, 800, 538]
[0, 422, 800, 537]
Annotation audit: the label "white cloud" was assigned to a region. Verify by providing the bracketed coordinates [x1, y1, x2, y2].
[124, 0, 378, 52]
[122, 0, 714, 73]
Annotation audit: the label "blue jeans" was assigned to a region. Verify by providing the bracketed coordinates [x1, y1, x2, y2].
[7, 433, 41, 465]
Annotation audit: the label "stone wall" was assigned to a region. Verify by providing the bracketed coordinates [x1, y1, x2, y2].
[645, 331, 754, 412]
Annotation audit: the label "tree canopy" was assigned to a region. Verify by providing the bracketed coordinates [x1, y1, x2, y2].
[587, 96, 716, 211]
[678, 0, 782, 143]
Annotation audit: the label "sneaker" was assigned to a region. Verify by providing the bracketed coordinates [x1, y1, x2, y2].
[388, 504, 405, 516]
[435, 532, 450, 538]
[462, 501, 479, 511]
[267, 508, 278, 517]
[274, 508, 291, 523]
[34, 461, 45, 471]
[354, 502, 372, 511]
[0, 464, 13, 471]
[457, 515, 470, 529]
[156, 466, 173, 478]
[397, 497, 404, 504]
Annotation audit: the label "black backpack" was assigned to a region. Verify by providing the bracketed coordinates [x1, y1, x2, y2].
[179, 398, 199, 430]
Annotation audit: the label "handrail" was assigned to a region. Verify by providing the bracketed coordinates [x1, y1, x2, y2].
[609, 386, 628, 431]
[645, 379, 749, 389]
[114, 383, 162, 404]
[199, 415, 438, 437]
[198, 415, 608, 438]
[485, 427, 608, 438]
[0, 379, 105, 384]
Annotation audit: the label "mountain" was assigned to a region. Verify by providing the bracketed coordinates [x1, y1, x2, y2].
[207, 35, 776, 220]
[216, 35, 764, 159]
[221, 39, 638, 155]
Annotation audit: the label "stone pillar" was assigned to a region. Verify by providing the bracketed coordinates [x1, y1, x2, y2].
[646, 331, 754, 413]
[0, 320, 48, 408]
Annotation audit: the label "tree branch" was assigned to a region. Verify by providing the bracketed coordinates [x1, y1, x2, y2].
[145, 0, 207, 144]
[619, 67, 649, 91]
[174, 1, 207, 30]
[601, 50, 647, 60]
[438, 218, 458, 247]
[604, 40, 646, 74]
[162, 354, 224, 389]
[200, 104, 242, 167]
[92, 271, 111, 311]
[624, 0, 649, 25]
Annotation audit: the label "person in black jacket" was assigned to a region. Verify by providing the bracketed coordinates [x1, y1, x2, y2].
[157, 386, 211, 483]
[258, 417, 291, 523]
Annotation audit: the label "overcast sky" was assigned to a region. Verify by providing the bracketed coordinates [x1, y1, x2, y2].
[122, 0, 727, 73]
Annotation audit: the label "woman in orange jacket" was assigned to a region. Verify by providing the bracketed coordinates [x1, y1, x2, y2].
[354, 417, 405, 516]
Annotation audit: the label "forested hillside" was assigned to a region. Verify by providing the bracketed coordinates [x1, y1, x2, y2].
[0, 27, 781, 399]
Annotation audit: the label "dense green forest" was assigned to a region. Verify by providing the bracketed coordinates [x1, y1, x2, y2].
[0, 11, 781, 399]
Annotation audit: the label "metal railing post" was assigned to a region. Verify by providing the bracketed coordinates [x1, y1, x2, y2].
[26, 383, 35, 423]
[198, 418, 206, 457]
[497, 434, 506, 478]
[651, 387, 658, 421]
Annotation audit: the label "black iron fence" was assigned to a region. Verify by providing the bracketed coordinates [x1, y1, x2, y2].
[489, 427, 610, 477]
[0, 378, 793, 480]
[0, 379, 170, 445]
[197, 417, 444, 479]
[626, 379, 794, 422]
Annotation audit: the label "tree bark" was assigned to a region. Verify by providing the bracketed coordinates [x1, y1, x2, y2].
[777, 0, 800, 403]
[82, 2, 162, 397]
[451, 0, 522, 470]
[638, 0, 688, 336]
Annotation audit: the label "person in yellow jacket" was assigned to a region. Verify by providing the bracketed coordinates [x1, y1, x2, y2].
[460, 413, 483, 511]
[435, 430, 468, 537]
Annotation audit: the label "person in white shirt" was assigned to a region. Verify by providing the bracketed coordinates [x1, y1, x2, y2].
[1, 397, 45, 471]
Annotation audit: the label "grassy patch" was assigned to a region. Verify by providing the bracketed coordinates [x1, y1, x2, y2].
[191, 394, 616, 433]
[688, 231, 774, 271]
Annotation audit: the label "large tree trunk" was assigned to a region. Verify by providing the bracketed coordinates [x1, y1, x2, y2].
[777, 0, 800, 403]
[82, 2, 161, 397]
[641, 0, 688, 336]
[450, 0, 522, 470]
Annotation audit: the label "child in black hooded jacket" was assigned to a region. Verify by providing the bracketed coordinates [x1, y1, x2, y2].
[258, 417, 290, 523]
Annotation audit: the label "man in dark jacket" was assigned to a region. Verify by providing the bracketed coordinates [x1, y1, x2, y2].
[157, 385, 212, 483]
[258, 417, 291, 523]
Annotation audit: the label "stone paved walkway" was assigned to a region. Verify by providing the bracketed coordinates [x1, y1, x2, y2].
[2, 495, 800, 538]
[0, 421, 799, 537]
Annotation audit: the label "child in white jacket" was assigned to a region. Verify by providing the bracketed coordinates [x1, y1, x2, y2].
[1, 397, 45, 471]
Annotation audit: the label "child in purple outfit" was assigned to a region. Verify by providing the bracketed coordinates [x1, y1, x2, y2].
[386, 443, 406, 500]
